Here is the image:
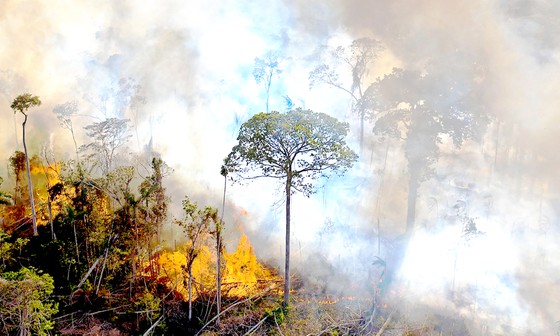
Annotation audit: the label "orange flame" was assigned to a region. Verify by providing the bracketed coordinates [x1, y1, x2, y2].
[149, 233, 280, 301]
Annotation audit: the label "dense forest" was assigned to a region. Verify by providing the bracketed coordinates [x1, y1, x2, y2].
[2, 1, 560, 335]
[0, 102, 369, 335]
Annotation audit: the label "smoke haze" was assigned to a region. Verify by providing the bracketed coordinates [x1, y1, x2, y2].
[1, 0, 559, 334]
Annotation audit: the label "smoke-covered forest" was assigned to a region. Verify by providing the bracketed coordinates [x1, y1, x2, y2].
[1, 1, 559, 335]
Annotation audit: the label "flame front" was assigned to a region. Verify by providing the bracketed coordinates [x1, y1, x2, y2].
[151, 233, 280, 301]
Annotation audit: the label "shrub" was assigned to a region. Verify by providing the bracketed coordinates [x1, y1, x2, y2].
[0, 267, 58, 336]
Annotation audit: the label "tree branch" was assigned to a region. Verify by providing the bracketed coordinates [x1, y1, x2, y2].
[195, 283, 281, 336]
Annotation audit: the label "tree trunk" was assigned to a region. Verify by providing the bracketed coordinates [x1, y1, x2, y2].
[283, 174, 292, 307]
[265, 71, 272, 113]
[47, 198, 54, 240]
[215, 230, 222, 325]
[96, 245, 110, 295]
[70, 127, 79, 164]
[132, 207, 139, 299]
[359, 111, 365, 154]
[22, 114, 38, 236]
[216, 175, 226, 325]
[188, 268, 193, 321]
[405, 174, 419, 234]
[41, 151, 55, 240]
[73, 222, 80, 263]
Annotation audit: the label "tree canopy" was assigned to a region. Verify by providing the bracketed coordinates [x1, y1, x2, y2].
[11, 93, 41, 116]
[223, 108, 358, 195]
[309, 37, 384, 151]
[223, 108, 357, 307]
[372, 68, 488, 182]
[369, 68, 489, 233]
[82, 117, 131, 175]
[253, 51, 282, 113]
[11, 93, 42, 235]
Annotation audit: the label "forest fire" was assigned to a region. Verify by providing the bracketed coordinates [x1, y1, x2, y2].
[2, 1, 560, 334]
[1, 153, 65, 232]
[150, 233, 280, 301]
[315, 296, 353, 305]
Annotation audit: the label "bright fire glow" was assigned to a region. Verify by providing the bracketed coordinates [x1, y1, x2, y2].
[150, 233, 279, 301]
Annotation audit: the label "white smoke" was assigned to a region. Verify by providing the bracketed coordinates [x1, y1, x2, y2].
[1, 0, 559, 334]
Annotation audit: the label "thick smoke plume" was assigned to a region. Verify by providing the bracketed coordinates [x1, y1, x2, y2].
[1, 0, 559, 334]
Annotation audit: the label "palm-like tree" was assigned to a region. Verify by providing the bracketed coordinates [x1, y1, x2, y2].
[11, 93, 41, 235]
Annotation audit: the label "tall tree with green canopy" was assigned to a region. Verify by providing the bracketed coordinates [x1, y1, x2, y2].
[222, 108, 358, 307]
[11, 93, 41, 236]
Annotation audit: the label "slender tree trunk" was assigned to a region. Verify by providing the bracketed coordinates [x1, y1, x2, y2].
[145, 199, 155, 279]
[96, 232, 114, 295]
[96, 246, 109, 295]
[215, 229, 222, 325]
[73, 223, 80, 263]
[84, 215, 90, 264]
[216, 175, 226, 325]
[405, 173, 419, 234]
[188, 267, 193, 321]
[265, 72, 272, 113]
[283, 174, 292, 307]
[47, 198, 54, 240]
[132, 207, 139, 298]
[41, 150, 56, 240]
[22, 114, 38, 236]
[70, 127, 79, 164]
[359, 111, 365, 154]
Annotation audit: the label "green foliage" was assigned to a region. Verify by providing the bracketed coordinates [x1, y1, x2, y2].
[223, 108, 357, 308]
[0, 267, 58, 336]
[177, 197, 219, 267]
[133, 289, 162, 325]
[9, 151, 26, 179]
[0, 177, 12, 205]
[10, 93, 41, 115]
[372, 68, 489, 181]
[264, 305, 288, 325]
[104, 165, 136, 207]
[11, 93, 41, 235]
[0, 228, 28, 272]
[175, 196, 220, 320]
[81, 117, 131, 175]
[9, 151, 26, 207]
[223, 108, 358, 196]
